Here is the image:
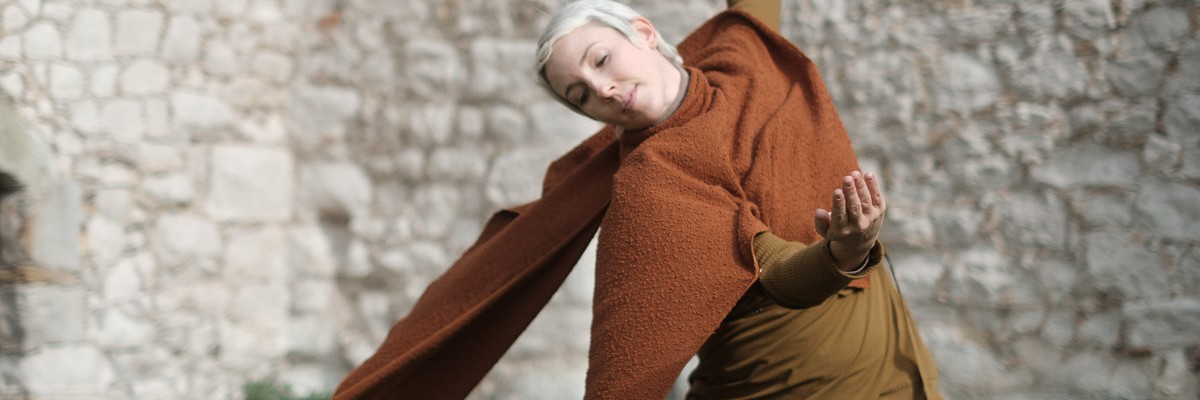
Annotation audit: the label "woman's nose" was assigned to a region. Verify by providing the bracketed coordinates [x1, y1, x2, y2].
[591, 80, 617, 100]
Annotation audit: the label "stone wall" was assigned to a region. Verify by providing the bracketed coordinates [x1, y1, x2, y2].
[0, 0, 1195, 399]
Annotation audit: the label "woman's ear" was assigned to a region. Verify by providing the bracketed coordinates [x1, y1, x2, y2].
[629, 16, 659, 49]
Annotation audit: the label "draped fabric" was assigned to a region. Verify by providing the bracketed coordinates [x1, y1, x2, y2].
[334, 10, 865, 399]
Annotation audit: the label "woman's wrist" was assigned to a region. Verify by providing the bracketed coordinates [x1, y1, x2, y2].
[828, 239, 873, 272]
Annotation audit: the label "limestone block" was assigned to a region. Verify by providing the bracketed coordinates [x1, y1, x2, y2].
[0, 71, 22, 97]
[529, 101, 601, 149]
[1165, 40, 1200, 95]
[137, 143, 184, 173]
[214, 0, 248, 18]
[394, 148, 425, 181]
[1062, 0, 1115, 34]
[3, 6, 28, 34]
[95, 308, 154, 349]
[91, 65, 117, 97]
[229, 283, 289, 330]
[40, 2, 70, 22]
[291, 279, 335, 314]
[880, 208, 935, 250]
[162, 16, 201, 63]
[1107, 31, 1167, 96]
[279, 363, 344, 398]
[22, 22, 61, 59]
[217, 318, 281, 368]
[1077, 309, 1120, 347]
[19, 284, 86, 345]
[407, 103, 455, 146]
[1073, 190, 1133, 228]
[1183, 149, 1200, 180]
[1123, 298, 1200, 348]
[121, 60, 170, 95]
[360, 52, 396, 91]
[950, 155, 1020, 194]
[1108, 97, 1157, 143]
[163, 0, 213, 15]
[286, 226, 337, 278]
[948, 245, 1037, 305]
[93, 188, 131, 221]
[933, 53, 1000, 112]
[86, 215, 126, 267]
[941, 8, 1009, 45]
[29, 180, 82, 271]
[428, 147, 488, 182]
[297, 162, 372, 217]
[1133, 180, 1200, 240]
[65, 9, 113, 61]
[204, 40, 238, 76]
[987, 190, 1069, 250]
[1084, 232, 1167, 299]
[0, 35, 19, 60]
[1143, 134, 1181, 172]
[468, 38, 536, 100]
[223, 227, 287, 282]
[400, 40, 460, 98]
[494, 360, 586, 400]
[932, 208, 984, 247]
[487, 105, 527, 143]
[207, 146, 294, 221]
[285, 83, 361, 150]
[49, 64, 84, 100]
[482, 147, 552, 206]
[921, 322, 1018, 395]
[253, 51, 292, 83]
[1133, 7, 1190, 49]
[171, 92, 235, 131]
[115, 9, 163, 56]
[343, 239, 372, 278]
[1164, 94, 1200, 146]
[285, 316, 338, 358]
[1010, 36, 1088, 101]
[22, 346, 115, 395]
[1158, 349, 1200, 398]
[1031, 143, 1140, 188]
[100, 99, 145, 142]
[152, 213, 222, 266]
[457, 106, 484, 141]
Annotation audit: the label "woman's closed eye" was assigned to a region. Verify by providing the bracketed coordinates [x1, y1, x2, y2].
[577, 54, 608, 105]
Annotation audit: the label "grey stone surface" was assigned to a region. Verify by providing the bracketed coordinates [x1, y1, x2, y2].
[0, 0, 1195, 398]
[206, 146, 293, 221]
[115, 9, 163, 56]
[65, 8, 113, 61]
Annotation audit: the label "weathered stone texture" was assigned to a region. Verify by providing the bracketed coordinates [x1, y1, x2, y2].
[0, 0, 1195, 398]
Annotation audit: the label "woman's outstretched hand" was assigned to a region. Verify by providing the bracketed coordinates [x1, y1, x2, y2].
[814, 171, 886, 271]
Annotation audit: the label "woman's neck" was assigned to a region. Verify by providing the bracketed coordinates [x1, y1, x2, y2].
[653, 65, 690, 126]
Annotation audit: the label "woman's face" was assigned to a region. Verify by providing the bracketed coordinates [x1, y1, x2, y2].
[543, 18, 681, 130]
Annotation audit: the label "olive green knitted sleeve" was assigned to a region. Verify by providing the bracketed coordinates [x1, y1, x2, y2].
[754, 231, 881, 309]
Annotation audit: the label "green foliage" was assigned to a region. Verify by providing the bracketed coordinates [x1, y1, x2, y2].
[243, 379, 332, 400]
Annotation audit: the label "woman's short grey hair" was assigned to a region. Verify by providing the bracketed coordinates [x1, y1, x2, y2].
[534, 0, 684, 111]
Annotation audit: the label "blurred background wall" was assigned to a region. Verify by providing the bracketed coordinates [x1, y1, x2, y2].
[0, 0, 1196, 398]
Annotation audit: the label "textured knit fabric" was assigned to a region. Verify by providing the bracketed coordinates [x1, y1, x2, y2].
[754, 231, 878, 309]
[687, 264, 942, 399]
[334, 8, 909, 400]
[584, 11, 877, 398]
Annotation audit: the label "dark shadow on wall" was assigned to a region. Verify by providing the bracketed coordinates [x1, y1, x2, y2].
[0, 171, 29, 399]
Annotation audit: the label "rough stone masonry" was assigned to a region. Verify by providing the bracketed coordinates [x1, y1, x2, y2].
[0, 0, 1196, 399]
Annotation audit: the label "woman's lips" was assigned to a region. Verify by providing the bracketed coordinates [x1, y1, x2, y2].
[623, 86, 637, 112]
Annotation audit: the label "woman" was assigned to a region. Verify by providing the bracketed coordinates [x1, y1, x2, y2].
[336, 1, 940, 399]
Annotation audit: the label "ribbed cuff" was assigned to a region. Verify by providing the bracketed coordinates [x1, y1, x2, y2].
[754, 232, 881, 309]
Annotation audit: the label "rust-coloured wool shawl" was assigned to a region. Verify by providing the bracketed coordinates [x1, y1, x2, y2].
[334, 10, 863, 400]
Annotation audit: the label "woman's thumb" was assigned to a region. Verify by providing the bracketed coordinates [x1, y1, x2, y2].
[814, 209, 830, 238]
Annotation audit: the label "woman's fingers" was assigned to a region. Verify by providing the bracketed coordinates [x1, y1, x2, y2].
[865, 172, 886, 211]
[843, 175, 863, 223]
[853, 171, 872, 212]
[831, 188, 848, 229]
